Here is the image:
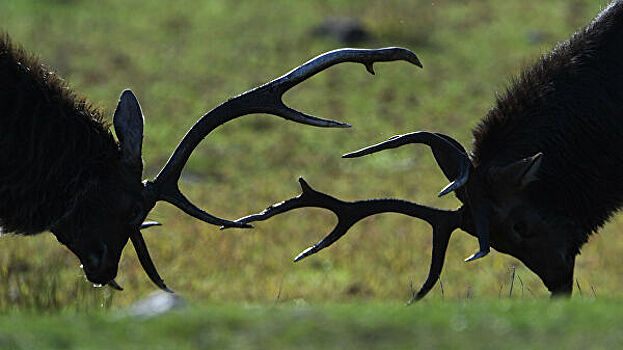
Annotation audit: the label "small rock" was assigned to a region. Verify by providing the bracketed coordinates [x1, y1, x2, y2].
[127, 291, 186, 318]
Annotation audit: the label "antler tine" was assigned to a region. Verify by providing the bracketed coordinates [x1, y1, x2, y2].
[407, 223, 456, 304]
[158, 182, 253, 228]
[230, 177, 356, 259]
[140, 221, 162, 229]
[232, 177, 344, 229]
[147, 47, 422, 229]
[234, 177, 461, 302]
[107, 280, 124, 291]
[129, 230, 174, 293]
[343, 131, 472, 197]
[274, 48, 422, 92]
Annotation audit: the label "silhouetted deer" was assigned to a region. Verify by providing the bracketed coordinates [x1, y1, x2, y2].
[0, 34, 420, 291]
[237, 1, 623, 301]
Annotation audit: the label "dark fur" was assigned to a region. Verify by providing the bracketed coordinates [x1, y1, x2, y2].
[472, 1, 623, 252]
[0, 35, 121, 236]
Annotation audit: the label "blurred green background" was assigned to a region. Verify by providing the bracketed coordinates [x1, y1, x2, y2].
[0, 0, 619, 312]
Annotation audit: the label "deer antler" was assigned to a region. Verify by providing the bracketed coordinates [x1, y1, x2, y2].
[343, 132, 472, 197]
[233, 178, 462, 303]
[133, 47, 422, 291]
[232, 131, 493, 302]
[142, 48, 421, 228]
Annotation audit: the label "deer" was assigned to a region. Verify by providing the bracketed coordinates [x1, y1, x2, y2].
[0, 34, 421, 292]
[235, 0, 623, 302]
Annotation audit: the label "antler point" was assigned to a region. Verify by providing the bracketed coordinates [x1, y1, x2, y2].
[294, 246, 315, 262]
[298, 177, 312, 191]
[464, 250, 489, 262]
[364, 62, 376, 75]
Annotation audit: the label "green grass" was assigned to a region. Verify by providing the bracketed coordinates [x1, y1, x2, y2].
[0, 299, 621, 350]
[0, 0, 620, 313]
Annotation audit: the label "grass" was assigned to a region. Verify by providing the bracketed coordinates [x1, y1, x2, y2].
[0, 0, 621, 313]
[0, 299, 620, 349]
[0, 299, 623, 350]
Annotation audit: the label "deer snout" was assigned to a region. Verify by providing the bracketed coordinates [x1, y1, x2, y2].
[81, 244, 119, 284]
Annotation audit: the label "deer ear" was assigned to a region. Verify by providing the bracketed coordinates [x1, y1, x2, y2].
[488, 152, 543, 189]
[113, 89, 144, 170]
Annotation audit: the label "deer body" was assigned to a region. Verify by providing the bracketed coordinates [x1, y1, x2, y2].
[467, 0, 623, 293]
[474, 0, 623, 236]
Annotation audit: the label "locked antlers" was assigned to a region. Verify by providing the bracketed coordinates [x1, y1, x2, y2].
[234, 178, 463, 302]
[142, 48, 422, 228]
[236, 131, 495, 302]
[127, 48, 422, 291]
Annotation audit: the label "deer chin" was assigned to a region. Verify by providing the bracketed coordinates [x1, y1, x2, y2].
[81, 263, 118, 286]
[519, 252, 575, 297]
